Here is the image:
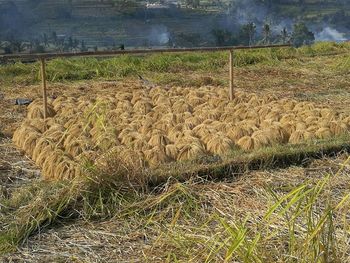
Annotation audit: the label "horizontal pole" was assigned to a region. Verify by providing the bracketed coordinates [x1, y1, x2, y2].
[0, 44, 291, 61]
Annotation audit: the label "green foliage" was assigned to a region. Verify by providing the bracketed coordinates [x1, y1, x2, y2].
[292, 22, 315, 47]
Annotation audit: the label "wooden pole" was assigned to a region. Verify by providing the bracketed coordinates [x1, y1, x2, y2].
[229, 50, 234, 100]
[40, 58, 48, 120]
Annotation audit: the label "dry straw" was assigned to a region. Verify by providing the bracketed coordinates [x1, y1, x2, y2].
[12, 87, 350, 180]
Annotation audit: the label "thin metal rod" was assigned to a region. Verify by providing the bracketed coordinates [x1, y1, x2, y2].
[229, 50, 234, 101]
[0, 44, 291, 61]
[40, 58, 48, 120]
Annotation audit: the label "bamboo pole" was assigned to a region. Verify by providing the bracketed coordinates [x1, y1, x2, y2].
[40, 58, 48, 120]
[229, 50, 234, 100]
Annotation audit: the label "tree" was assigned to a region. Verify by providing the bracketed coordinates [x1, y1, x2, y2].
[291, 22, 315, 47]
[262, 23, 271, 44]
[239, 22, 256, 46]
[43, 33, 49, 47]
[80, 40, 87, 52]
[211, 29, 233, 46]
[281, 27, 289, 44]
[51, 31, 58, 46]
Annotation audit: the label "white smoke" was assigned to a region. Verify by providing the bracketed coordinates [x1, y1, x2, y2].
[315, 27, 347, 42]
[148, 25, 170, 45]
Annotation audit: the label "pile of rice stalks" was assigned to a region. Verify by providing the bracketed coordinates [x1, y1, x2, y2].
[13, 86, 350, 180]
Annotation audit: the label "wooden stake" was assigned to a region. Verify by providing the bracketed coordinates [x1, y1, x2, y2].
[40, 58, 48, 120]
[229, 50, 234, 101]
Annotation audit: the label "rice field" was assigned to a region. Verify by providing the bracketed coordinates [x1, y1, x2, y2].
[1, 42, 350, 262]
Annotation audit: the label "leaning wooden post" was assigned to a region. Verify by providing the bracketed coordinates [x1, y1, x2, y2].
[229, 49, 234, 101]
[40, 57, 48, 120]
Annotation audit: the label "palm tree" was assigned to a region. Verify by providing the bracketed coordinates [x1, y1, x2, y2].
[281, 27, 289, 44]
[263, 23, 271, 44]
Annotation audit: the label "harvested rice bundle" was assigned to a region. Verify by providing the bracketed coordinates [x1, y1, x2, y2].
[259, 119, 275, 129]
[200, 129, 219, 144]
[27, 102, 56, 119]
[176, 140, 206, 161]
[168, 129, 185, 143]
[280, 113, 295, 123]
[149, 87, 164, 98]
[184, 116, 203, 128]
[22, 132, 41, 157]
[67, 123, 85, 137]
[295, 122, 307, 131]
[293, 102, 315, 112]
[118, 147, 146, 170]
[165, 144, 179, 160]
[54, 159, 77, 180]
[199, 110, 222, 121]
[226, 125, 251, 142]
[315, 127, 332, 139]
[148, 130, 170, 147]
[216, 88, 229, 99]
[144, 146, 170, 167]
[65, 140, 84, 158]
[247, 96, 261, 107]
[172, 100, 192, 114]
[187, 96, 206, 107]
[174, 113, 187, 124]
[118, 92, 133, 101]
[258, 106, 272, 120]
[13, 125, 37, 148]
[153, 104, 172, 115]
[52, 96, 67, 112]
[206, 132, 234, 155]
[236, 136, 254, 150]
[210, 121, 227, 132]
[280, 121, 296, 137]
[133, 100, 153, 115]
[281, 99, 297, 111]
[32, 137, 56, 162]
[154, 119, 174, 132]
[77, 101, 92, 111]
[29, 118, 48, 133]
[63, 116, 82, 130]
[265, 124, 289, 144]
[245, 110, 259, 120]
[208, 98, 226, 108]
[306, 125, 319, 133]
[289, 130, 314, 144]
[42, 150, 66, 179]
[116, 100, 133, 112]
[59, 105, 78, 117]
[329, 121, 348, 136]
[305, 116, 319, 125]
[35, 143, 57, 167]
[233, 107, 248, 120]
[131, 90, 149, 104]
[119, 131, 141, 146]
[265, 111, 280, 122]
[131, 138, 151, 152]
[320, 108, 336, 121]
[251, 130, 272, 148]
[238, 120, 258, 134]
[192, 124, 213, 138]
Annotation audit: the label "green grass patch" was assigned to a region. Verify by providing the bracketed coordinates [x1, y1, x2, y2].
[1, 42, 349, 87]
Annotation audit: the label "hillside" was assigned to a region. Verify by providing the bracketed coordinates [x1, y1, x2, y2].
[0, 0, 349, 48]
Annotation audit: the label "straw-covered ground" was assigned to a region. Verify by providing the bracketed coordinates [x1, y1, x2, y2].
[1, 42, 350, 262]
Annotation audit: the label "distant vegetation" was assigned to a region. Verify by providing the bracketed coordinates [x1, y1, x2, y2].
[0, 0, 349, 54]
